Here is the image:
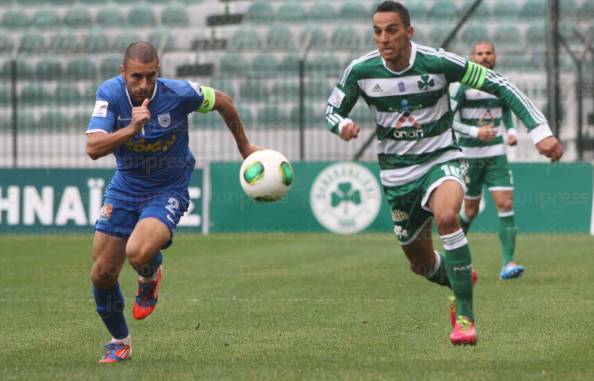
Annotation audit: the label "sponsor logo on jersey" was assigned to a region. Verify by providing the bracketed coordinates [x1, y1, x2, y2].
[158, 113, 171, 128]
[125, 134, 177, 153]
[310, 162, 382, 234]
[394, 99, 422, 131]
[391, 209, 409, 222]
[92, 101, 108, 118]
[371, 83, 383, 93]
[417, 74, 436, 90]
[328, 87, 346, 108]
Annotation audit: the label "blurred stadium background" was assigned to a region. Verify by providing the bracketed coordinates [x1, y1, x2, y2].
[0, 0, 592, 168]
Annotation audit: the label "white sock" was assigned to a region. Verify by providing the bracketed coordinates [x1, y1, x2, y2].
[111, 336, 130, 345]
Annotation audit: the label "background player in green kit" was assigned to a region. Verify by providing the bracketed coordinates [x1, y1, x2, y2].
[324, 1, 563, 345]
[450, 41, 525, 280]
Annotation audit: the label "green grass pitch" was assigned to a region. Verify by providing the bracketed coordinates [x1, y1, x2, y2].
[1, 233, 593, 380]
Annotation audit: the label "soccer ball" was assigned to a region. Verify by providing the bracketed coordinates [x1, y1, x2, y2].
[239, 149, 294, 202]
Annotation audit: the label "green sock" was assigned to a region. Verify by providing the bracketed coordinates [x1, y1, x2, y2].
[459, 210, 471, 234]
[442, 229, 474, 321]
[498, 211, 517, 266]
[425, 251, 451, 288]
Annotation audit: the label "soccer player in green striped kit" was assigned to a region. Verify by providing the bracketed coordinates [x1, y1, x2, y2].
[325, 1, 563, 345]
[450, 41, 525, 280]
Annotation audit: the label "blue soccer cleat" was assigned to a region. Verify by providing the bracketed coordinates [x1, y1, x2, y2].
[499, 261, 525, 280]
[98, 341, 132, 363]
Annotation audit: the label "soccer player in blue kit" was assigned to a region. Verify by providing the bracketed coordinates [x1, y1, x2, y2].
[86, 42, 259, 363]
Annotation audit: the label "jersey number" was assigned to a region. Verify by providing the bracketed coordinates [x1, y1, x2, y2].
[165, 197, 180, 215]
[441, 164, 461, 178]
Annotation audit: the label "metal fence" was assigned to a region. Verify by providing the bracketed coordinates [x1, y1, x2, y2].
[0, 0, 592, 167]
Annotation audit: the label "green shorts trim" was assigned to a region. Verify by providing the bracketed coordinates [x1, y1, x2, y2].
[384, 160, 466, 245]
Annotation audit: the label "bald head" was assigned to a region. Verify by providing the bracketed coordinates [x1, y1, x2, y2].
[471, 40, 495, 55]
[123, 41, 159, 66]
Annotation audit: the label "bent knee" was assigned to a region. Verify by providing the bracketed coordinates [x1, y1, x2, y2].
[91, 264, 119, 289]
[496, 200, 513, 212]
[435, 210, 459, 231]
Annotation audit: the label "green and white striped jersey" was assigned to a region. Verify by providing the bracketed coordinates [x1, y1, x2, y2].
[450, 83, 516, 159]
[325, 42, 552, 187]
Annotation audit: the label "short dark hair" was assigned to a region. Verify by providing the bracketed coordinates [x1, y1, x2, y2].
[123, 41, 159, 65]
[374, 1, 411, 27]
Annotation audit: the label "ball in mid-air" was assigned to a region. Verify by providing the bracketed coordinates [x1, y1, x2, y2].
[239, 149, 293, 202]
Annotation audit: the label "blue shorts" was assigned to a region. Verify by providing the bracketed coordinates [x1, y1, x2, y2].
[95, 189, 190, 247]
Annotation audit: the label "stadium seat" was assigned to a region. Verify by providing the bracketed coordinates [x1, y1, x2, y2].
[36, 59, 63, 80]
[519, 0, 545, 19]
[339, 1, 368, 20]
[559, 0, 579, 17]
[83, 84, 98, 103]
[67, 58, 97, 80]
[278, 53, 299, 74]
[331, 27, 361, 50]
[250, 54, 278, 78]
[20, 83, 47, 104]
[307, 54, 341, 73]
[240, 80, 269, 101]
[32, 9, 60, 29]
[148, 30, 175, 51]
[100, 56, 123, 79]
[49, 33, 80, 54]
[266, 25, 295, 51]
[429, 0, 459, 20]
[1, 9, 29, 29]
[47, 0, 74, 5]
[64, 8, 93, 29]
[461, 0, 490, 18]
[54, 84, 80, 105]
[96, 7, 125, 27]
[305, 80, 331, 99]
[428, 26, 450, 47]
[128, 5, 156, 27]
[83, 31, 111, 53]
[307, 2, 336, 21]
[525, 23, 545, 47]
[208, 80, 235, 99]
[580, 1, 594, 21]
[492, 25, 522, 47]
[245, 1, 273, 23]
[236, 104, 254, 127]
[301, 27, 326, 50]
[276, 2, 305, 22]
[228, 27, 261, 51]
[257, 105, 288, 127]
[491, 0, 518, 19]
[70, 111, 91, 130]
[495, 53, 526, 72]
[219, 53, 244, 74]
[0, 35, 13, 54]
[1, 59, 34, 79]
[161, 5, 189, 26]
[17, 113, 37, 132]
[461, 25, 489, 45]
[289, 104, 318, 125]
[0, 115, 9, 131]
[398, 0, 427, 20]
[19, 32, 46, 54]
[39, 111, 69, 130]
[12, 0, 44, 6]
[112, 32, 142, 52]
[0, 85, 9, 106]
[271, 81, 299, 101]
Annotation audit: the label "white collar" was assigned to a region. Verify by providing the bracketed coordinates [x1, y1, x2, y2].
[381, 41, 417, 75]
[124, 77, 158, 108]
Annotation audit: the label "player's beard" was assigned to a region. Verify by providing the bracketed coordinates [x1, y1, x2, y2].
[130, 88, 153, 106]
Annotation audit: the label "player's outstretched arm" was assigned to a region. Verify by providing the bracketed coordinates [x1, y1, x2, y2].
[211, 90, 259, 159]
[86, 98, 150, 160]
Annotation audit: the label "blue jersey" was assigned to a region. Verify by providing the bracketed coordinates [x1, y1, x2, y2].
[87, 76, 205, 201]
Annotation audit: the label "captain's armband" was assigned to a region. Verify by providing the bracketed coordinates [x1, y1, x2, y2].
[198, 86, 216, 113]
